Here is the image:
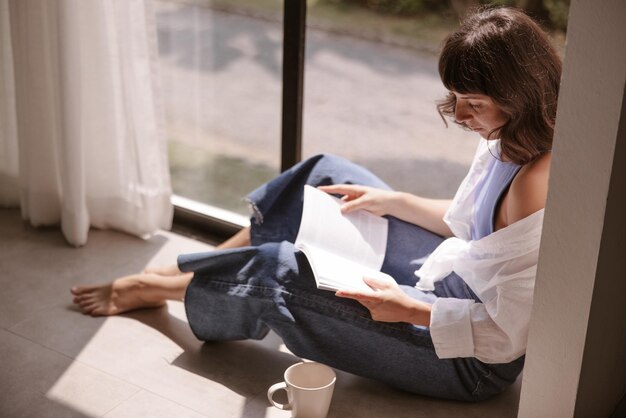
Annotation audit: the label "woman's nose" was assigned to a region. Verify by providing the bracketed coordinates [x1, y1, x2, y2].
[454, 101, 471, 124]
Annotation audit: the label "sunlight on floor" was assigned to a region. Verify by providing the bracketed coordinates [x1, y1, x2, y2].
[1, 210, 521, 417]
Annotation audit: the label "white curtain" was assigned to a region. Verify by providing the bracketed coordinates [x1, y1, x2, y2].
[0, 0, 172, 246]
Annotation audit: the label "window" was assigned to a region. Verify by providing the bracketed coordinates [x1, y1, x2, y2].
[157, 0, 526, 232]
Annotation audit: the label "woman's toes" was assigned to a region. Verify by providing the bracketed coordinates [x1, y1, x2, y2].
[83, 297, 97, 308]
[76, 294, 91, 304]
[74, 294, 89, 303]
[71, 286, 95, 296]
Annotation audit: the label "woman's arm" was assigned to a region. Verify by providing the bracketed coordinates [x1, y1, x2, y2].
[317, 185, 454, 238]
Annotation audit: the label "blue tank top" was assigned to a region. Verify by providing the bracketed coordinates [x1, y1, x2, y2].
[470, 156, 521, 240]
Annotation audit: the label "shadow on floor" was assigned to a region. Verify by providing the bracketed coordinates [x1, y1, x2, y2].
[126, 304, 522, 418]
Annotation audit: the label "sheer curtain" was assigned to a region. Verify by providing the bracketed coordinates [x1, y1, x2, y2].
[0, 0, 172, 246]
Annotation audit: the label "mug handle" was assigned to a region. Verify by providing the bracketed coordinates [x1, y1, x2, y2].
[267, 382, 292, 411]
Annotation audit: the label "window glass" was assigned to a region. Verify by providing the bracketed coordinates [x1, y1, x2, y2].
[155, 0, 281, 215]
[156, 0, 568, 210]
[302, 2, 477, 199]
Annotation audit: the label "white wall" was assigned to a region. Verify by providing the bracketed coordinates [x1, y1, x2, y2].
[518, 1, 626, 417]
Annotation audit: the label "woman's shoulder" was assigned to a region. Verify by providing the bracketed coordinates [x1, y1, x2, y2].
[506, 152, 552, 224]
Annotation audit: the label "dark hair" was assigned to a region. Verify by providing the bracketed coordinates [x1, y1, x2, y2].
[437, 7, 562, 164]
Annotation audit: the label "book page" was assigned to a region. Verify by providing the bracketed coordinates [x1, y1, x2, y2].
[294, 185, 389, 287]
[298, 242, 394, 292]
[295, 185, 388, 270]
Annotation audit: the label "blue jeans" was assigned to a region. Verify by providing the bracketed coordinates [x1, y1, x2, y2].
[179, 154, 523, 401]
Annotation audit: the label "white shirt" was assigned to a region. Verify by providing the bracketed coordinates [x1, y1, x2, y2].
[415, 139, 544, 364]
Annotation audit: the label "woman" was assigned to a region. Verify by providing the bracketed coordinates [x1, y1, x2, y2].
[71, 7, 561, 401]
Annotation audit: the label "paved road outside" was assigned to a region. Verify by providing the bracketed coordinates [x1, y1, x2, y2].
[154, 1, 480, 213]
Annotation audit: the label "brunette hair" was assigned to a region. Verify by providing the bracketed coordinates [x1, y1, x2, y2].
[437, 7, 562, 164]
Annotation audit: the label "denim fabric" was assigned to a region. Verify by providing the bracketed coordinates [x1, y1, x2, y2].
[180, 154, 524, 402]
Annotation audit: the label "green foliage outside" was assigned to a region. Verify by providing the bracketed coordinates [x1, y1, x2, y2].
[326, 0, 569, 31]
[488, 0, 569, 30]
[331, 0, 447, 17]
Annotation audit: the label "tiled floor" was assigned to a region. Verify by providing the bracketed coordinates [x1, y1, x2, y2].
[0, 209, 522, 417]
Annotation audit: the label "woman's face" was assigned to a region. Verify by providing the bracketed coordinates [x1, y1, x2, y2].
[452, 92, 509, 140]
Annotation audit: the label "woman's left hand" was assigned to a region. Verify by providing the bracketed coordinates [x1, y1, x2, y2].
[335, 276, 431, 326]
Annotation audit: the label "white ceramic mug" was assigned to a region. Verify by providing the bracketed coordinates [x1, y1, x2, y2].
[267, 362, 336, 418]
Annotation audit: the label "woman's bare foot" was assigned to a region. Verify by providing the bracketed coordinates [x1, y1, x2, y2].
[72, 227, 251, 316]
[71, 273, 192, 316]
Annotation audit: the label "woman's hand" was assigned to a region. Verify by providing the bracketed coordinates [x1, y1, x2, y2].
[317, 184, 397, 216]
[335, 276, 432, 326]
[319, 184, 454, 237]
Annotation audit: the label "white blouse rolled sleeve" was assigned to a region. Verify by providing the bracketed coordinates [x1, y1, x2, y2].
[414, 139, 545, 364]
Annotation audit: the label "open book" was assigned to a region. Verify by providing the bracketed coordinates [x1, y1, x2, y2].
[294, 185, 393, 292]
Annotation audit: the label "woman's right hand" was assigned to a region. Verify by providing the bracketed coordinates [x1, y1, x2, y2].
[317, 184, 397, 216]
